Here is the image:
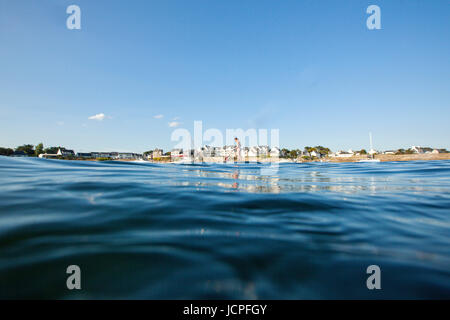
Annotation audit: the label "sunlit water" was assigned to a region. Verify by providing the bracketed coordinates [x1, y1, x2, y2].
[0, 156, 449, 299]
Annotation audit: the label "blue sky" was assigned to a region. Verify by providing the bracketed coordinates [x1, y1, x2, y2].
[0, 0, 449, 152]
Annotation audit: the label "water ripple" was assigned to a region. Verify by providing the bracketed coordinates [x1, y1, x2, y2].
[0, 156, 449, 299]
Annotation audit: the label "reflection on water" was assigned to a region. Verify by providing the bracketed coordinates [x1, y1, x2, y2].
[175, 163, 446, 194]
[0, 157, 449, 299]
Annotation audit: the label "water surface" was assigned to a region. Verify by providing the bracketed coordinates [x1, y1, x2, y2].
[0, 157, 449, 299]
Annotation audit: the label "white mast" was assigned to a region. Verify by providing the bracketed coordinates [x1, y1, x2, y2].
[369, 132, 376, 156]
[358, 132, 380, 162]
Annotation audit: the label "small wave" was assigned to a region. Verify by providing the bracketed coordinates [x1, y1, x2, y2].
[0, 157, 449, 298]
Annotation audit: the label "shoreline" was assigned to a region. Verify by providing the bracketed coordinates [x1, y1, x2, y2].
[15, 153, 450, 163]
[147, 153, 450, 164]
[320, 153, 450, 163]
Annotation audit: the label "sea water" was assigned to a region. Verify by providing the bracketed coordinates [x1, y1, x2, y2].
[0, 156, 449, 299]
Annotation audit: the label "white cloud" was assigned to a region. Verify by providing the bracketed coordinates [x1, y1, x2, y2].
[88, 113, 106, 121]
[168, 121, 181, 127]
[172, 116, 180, 120]
[153, 114, 164, 119]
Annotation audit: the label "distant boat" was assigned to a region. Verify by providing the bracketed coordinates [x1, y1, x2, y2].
[358, 132, 380, 163]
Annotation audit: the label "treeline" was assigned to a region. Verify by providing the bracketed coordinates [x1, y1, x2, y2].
[395, 148, 416, 155]
[0, 143, 64, 157]
[280, 146, 332, 159]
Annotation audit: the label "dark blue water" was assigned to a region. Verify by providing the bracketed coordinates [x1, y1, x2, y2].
[0, 156, 449, 299]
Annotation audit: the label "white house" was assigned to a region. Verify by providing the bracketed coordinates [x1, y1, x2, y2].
[57, 148, 75, 156]
[248, 146, 259, 157]
[259, 146, 269, 156]
[224, 145, 235, 157]
[334, 151, 354, 158]
[153, 149, 163, 158]
[171, 149, 183, 159]
[410, 146, 423, 154]
[194, 147, 204, 158]
[91, 152, 115, 159]
[243, 147, 249, 158]
[213, 147, 225, 157]
[145, 151, 153, 160]
[269, 147, 280, 157]
[117, 153, 142, 160]
[202, 145, 214, 157]
[310, 150, 320, 158]
[77, 152, 92, 158]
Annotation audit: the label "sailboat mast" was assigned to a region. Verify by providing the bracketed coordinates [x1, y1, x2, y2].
[369, 132, 374, 159]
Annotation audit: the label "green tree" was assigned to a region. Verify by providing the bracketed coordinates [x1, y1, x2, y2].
[359, 149, 367, 155]
[315, 146, 331, 155]
[281, 148, 290, 158]
[35, 143, 44, 156]
[0, 147, 14, 156]
[305, 146, 317, 153]
[289, 150, 298, 159]
[44, 146, 59, 154]
[15, 144, 35, 156]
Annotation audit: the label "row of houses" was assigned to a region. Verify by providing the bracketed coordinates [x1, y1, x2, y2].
[39, 148, 143, 160]
[167, 145, 448, 160]
[408, 146, 444, 154]
[329, 149, 368, 158]
[169, 146, 282, 159]
[169, 147, 341, 159]
[33, 145, 448, 161]
[328, 146, 446, 158]
[87, 152, 143, 160]
[365, 146, 444, 156]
